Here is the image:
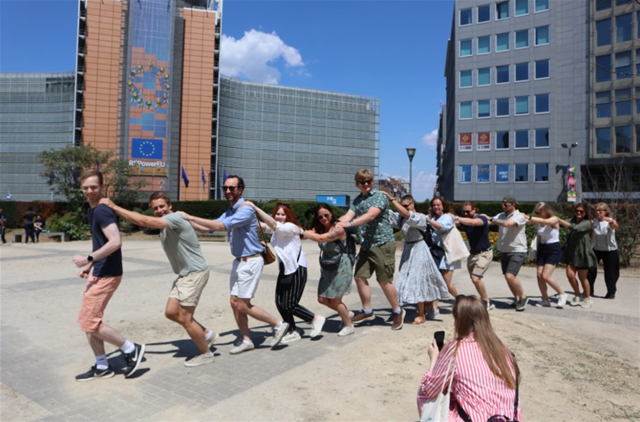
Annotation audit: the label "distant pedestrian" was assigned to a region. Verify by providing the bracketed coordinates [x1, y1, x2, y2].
[72, 170, 145, 381]
[34, 214, 45, 242]
[23, 206, 36, 244]
[525, 202, 568, 308]
[101, 193, 217, 367]
[559, 203, 597, 308]
[0, 208, 6, 244]
[337, 169, 405, 330]
[587, 203, 620, 299]
[384, 192, 448, 324]
[487, 196, 529, 311]
[180, 175, 289, 354]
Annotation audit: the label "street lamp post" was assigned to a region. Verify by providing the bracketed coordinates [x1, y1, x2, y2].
[561, 142, 578, 168]
[406, 148, 416, 194]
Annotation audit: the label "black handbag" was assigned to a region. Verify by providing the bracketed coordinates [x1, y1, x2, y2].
[319, 253, 342, 271]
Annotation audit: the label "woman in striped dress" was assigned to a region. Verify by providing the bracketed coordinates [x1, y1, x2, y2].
[418, 295, 522, 421]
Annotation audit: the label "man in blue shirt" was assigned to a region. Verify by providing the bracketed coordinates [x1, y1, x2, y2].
[183, 175, 289, 354]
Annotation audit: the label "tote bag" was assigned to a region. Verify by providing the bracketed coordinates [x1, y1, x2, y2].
[527, 236, 538, 261]
[420, 346, 457, 422]
[442, 226, 470, 265]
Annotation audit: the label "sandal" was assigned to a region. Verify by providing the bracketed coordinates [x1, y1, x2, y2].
[412, 316, 426, 325]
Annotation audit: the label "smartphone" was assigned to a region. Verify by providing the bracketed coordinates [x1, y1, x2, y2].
[434, 331, 445, 351]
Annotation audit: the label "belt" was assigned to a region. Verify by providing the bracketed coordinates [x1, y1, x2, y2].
[405, 238, 424, 244]
[472, 247, 493, 254]
[235, 253, 261, 262]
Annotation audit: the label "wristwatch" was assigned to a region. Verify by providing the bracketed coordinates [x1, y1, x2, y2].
[87, 255, 94, 262]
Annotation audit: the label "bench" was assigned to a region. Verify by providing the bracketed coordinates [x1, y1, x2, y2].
[12, 232, 69, 243]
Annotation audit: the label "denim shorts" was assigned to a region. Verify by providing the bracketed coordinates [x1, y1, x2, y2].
[537, 242, 562, 267]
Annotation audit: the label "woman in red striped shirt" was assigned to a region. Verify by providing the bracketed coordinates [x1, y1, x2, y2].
[418, 295, 522, 421]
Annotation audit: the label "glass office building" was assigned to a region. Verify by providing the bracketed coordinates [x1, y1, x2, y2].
[218, 76, 380, 200]
[0, 73, 75, 201]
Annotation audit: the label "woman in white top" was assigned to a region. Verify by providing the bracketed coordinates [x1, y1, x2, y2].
[587, 203, 620, 299]
[245, 202, 326, 344]
[426, 197, 460, 318]
[526, 202, 568, 308]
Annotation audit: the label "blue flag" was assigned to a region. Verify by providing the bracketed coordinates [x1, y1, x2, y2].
[201, 166, 206, 191]
[131, 138, 163, 159]
[181, 166, 189, 188]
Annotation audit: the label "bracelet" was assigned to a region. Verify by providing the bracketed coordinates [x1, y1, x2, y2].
[350, 220, 354, 227]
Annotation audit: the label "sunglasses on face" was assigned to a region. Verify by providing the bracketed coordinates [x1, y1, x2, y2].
[462, 210, 472, 214]
[502, 202, 512, 206]
[318, 213, 331, 220]
[277, 202, 290, 208]
[358, 179, 373, 186]
[400, 203, 412, 208]
[575, 210, 585, 214]
[222, 186, 238, 192]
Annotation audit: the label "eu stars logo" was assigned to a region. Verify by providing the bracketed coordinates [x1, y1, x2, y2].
[131, 138, 163, 160]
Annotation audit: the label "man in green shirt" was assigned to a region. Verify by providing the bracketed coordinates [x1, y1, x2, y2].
[337, 169, 405, 330]
[100, 193, 217, 367]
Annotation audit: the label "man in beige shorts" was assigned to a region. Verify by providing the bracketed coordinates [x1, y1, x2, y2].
[101, 193, 217, 367]
[455, 201, 494, 310]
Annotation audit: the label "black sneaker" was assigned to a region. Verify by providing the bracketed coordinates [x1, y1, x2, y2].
[123, 343, 146, 378]
[515, 296, 529, 312]
[75, 365, 115, 382]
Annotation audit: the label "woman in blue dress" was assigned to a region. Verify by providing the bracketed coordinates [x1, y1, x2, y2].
[384, 192, 448, 324]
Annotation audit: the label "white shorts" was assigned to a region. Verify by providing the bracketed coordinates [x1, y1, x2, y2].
[230, 256, 264, 299]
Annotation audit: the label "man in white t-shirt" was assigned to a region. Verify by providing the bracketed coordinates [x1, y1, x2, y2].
[488, 195, 529, 312]
[101, 193, 217, 367]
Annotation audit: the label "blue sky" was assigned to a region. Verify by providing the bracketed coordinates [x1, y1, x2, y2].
[0, 0, 454, 202]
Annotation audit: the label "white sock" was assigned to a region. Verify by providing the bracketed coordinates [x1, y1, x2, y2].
[96, 354, 109, 370]
[242, 340, 253, 345]
[275, 321, 285, 331]
[363, 309, 373, 315]
[121, 340, 135, 354]
[205, 330, 213, 341]
[203, 351, 214, 357]
[393, 308, 402, 314]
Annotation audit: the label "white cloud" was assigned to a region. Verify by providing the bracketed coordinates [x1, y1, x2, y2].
[422, 129, 438, 150]
[220, 29, 305, 84]
[411, 171, 438, 202]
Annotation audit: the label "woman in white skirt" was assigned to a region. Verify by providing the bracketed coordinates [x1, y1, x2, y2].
[383, 192, 449, 324]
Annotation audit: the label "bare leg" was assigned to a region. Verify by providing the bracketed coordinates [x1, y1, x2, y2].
[577, 269, 591, 299]
[230, 296, 251, 341]
[88, 324, 127, 356]
[504, 273, 525, 299]
[470, 275, 489, 302]
[536, 266, 549, 300]
[542, 264, 564, 296]
[165, 298, 209, 354]
[565, 265, 581, 296]
[440, 270, 458, 297]
[354, 276, 372, 309]
[379, 282, 400, 311]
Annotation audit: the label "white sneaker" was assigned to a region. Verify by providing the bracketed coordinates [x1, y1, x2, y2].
[426, 308, 440, 320]
[206, 331, 219, 348]
[280, 331, 302, 344]
[569, 296, 582, 307]
[580, 298, 593, 309]
[270, 322, 290, 348]
[309, 315, 326, 338]
[484, 300, 495, 311]
[229, 341, 255, 355]
[556, 294, 567, 308]
[338, 325, 355, 337]
[184, 353, 214, 367]
[535, 299, 551, 308]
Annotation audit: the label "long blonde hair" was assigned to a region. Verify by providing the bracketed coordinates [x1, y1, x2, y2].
[533, 201, 554, 219]
[453, 296, 519, 389]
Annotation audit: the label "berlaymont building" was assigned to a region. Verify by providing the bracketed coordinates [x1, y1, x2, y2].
[0, 0, 379, 202]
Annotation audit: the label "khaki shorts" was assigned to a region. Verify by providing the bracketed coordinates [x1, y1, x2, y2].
[467, 249, 493, 278]
[78, 275, 122, 332]
[354, 240, 396, 284]
[169, 269, 210, 307]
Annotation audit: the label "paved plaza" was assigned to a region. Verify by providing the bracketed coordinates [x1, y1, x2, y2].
[1, 238, 639, 421]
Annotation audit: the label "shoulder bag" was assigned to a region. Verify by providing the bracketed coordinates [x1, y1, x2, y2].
[420, 341, 459, 422]
[442, 225, 470, 265]
[256, 216, 276, 265]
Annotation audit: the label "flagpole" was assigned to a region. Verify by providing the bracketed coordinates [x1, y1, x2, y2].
[199, 163, 202, 201]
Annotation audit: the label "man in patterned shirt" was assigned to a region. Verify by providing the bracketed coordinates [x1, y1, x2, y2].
[337, 169, 405, 330]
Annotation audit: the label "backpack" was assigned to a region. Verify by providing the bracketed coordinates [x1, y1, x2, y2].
[336, 226, 357, 267]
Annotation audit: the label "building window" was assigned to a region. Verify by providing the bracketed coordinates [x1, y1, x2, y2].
[515, 130, 529, 149]
[496, 131, 510, 149]
[477, 165, 491, 183]
[535, 128, 549, 148]
[596, 91, 611, 118]
[459, 165, 472, 183]
[496, 1, 509, 20]
[496, 164, 510, 183]
[535, 25, 549, 46]
[616, 14, 632, 43]
[596, 127, 611, 155]
[615, 51, 632, 79]
[478, 100, 491, 118]
[496, 33, 510, 52]
[596, 0, 611, 11]
[496, 65, 510, 83]
[636, 125, 640, 153]
[535, 163, 549, 182]
[535, 94, 550, 113]
[535, 59, 550, 79]
[496, 98, 510, 116]
[515, 29, 529, 49]
[615, 125, 631, 153]
[460, 102, 472, 119]
[615, 88, 631, 116]
[596, 55, 612, 82]
[477, 68, 491, 86]
[515, 0, 528, 16]
[636, 49, 640, 75]
[478, 36, 491, 54]
[515, 96, 529, 115]
[618, 0, 632, 5]
[478, 4, 491, 22]
[596, 19, 612, 47]
[460, 70, 473, 88]
[460, 39, 473, 57]
[460, 8, 473, 25]
[535, 0, 549, 12]
[515, 62, 529, 81]
[515, 164, 529, 182]
[636, 87, 640, 113]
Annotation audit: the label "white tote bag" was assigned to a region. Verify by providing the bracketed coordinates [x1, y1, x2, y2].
[442, 226, 470, 265]
[527, 236, 538, 261]
[420, 352, 457, 422]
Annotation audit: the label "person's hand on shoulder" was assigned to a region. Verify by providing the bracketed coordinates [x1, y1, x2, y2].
[176, 211, 191, 220]
[99, 198, 115, 208]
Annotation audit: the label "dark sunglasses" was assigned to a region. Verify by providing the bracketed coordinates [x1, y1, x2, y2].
[502, 202, 512, 206]
[318, 213, 332, 219]
[276, 202, 290, 208]
[222, 186, 238, 192]
[575, 209, 585, 214]
[358, 179, 373, 185]
[400, 203, 412, 208]
[462, 210, 472, 214]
